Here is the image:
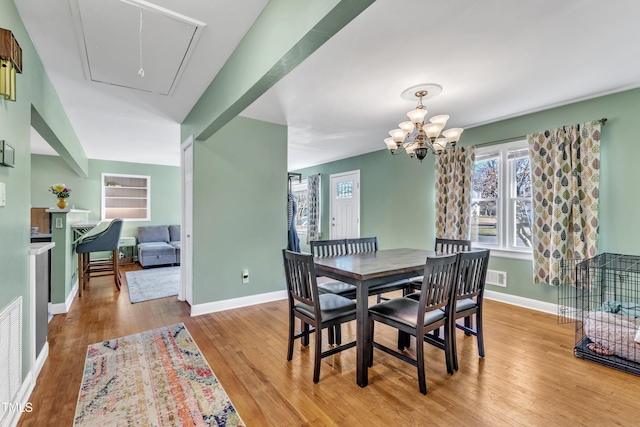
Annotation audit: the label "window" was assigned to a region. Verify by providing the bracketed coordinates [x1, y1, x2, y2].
[470, 141, 532, 256]
[102, 173, 150, 221]
[291, 179, 320, 236]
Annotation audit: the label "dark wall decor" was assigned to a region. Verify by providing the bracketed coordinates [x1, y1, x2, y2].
[0, 140, 15, 167]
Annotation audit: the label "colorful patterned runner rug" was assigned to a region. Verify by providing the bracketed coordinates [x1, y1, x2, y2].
[74, 323, 245, 426]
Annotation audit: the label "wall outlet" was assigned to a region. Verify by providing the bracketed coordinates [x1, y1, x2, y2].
[242, 269, 249, 284]
[55, 218, 63, 228]
[0, 182, 5, 207]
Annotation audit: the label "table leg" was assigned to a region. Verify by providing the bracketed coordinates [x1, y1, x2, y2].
[356, 279, 368, 387]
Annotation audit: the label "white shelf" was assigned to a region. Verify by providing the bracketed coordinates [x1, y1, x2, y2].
[102, 173, 150, 221]
[104, 196, 147, 200]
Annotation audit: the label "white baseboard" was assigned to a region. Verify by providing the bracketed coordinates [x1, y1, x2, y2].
[34, 342, 49, 380]
[190, 290, 288, 317]
[484, 290, 557, 315]
[50, 280, 78, 315]
[6, 371, 34, 427]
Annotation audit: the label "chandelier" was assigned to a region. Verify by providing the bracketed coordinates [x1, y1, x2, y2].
[384, 84, 463, 162]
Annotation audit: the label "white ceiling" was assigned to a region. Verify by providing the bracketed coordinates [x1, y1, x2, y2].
[16, 0, 640, 170]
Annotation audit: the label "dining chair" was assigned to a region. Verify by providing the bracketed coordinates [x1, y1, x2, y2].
[408, 237, 472, 293]
[368, 253, 459, 394]
[346, 237, 411, 303]
[345, 236, 377, 254]
[435, 237, 472, 255]
[282, 249, 357, 383]
[76, 218, 124, 296]
[310, 239, 353, 345]
[311, 239, 355, 298]
[451, 249, 490, 371]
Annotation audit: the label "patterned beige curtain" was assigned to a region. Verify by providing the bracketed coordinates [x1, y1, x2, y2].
[435, 146, 475, 240]
[306, 174, 321, 244]
[528, 121, 601, 285]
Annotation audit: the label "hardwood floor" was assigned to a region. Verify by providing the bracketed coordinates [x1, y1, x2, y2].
[18, 264, 640, 426]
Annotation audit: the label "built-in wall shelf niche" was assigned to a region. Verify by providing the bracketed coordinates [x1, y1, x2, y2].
[101, 173, 150, 221]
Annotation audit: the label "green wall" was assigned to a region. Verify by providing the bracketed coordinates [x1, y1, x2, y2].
[296, 88, 640, 305]
[31, 155, 181, 238]
[191, 116, 287, 303]
[295, 149, 436, 253]
[0, 0, 86, 383]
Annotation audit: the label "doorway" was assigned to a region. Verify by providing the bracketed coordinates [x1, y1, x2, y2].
[329, 170, 360, 239]
[180, 136, 194, 306]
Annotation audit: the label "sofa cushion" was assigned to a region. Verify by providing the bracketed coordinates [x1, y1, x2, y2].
[138, 226, 170, 244]
[169, 225, 180, 242]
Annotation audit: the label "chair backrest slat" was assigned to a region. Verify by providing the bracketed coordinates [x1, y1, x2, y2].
[283, 250, 321, 317]
[455, 249, 490, 301]
[346, 237, 378, 254]
[310, 239, 347, 257]
[435, 238, 472, 255]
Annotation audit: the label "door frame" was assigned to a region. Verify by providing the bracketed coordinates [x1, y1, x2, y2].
[329, 170, 360, 239]
[179, 135, 194, 306]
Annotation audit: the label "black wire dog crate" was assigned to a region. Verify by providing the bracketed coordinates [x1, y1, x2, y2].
[559, 253, 640, 375]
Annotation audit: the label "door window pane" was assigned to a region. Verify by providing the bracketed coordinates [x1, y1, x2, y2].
[337, 182, 353, 199]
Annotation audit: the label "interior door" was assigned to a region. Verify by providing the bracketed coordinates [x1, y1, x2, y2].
[330, 170, 360, 239]
[180, 136, 194, 306]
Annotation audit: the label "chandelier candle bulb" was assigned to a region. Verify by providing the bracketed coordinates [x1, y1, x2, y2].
[399, 121, 415, 134]
[429, 114, 450, 126]
[389, 128, 407, 144]
[407, 107, 428, 124]
[384, 138, 397, 153]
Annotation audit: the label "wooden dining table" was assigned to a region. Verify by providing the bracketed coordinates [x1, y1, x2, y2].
[314, 248, 436, 387]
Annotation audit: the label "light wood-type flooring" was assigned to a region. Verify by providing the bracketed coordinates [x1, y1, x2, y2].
[18, 264, 640, 426]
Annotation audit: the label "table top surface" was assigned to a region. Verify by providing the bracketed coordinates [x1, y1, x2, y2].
[313, 248, 437, 281]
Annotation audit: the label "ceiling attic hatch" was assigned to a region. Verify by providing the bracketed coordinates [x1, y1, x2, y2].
[71, 0, 206, 96]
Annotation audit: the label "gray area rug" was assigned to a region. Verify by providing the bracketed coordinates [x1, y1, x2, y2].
[126, 267, 180, 303]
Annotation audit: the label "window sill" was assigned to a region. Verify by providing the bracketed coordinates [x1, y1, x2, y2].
[473, 246, 532, 261]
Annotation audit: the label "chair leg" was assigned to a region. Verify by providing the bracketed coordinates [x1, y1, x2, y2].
[287, 312, 295, 361]
[313, 323, 322, 383]
[368, 318, 375, 368]
[82, 253, 89, 291]
[464, 315, 472, 336]
[444, 321, 454, 375]
[328, 326, 335, 346]
[301, 322, 310, 347]
[476, 311, 485, 358]
[77, 253, 84, 297]
[416, 334, 427, 395]
[452, 319, 459, 372]
[113, 250, 121, 291]
[398, 330, 411, 350]
[334, 325, 342, 346]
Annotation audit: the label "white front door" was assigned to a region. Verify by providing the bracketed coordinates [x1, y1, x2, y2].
[180, 136, 194, 306]
[330, 170, 360, 239]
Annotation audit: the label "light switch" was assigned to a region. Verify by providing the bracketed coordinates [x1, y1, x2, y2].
[0, 182, 5, 207]
[55, 218, 63, 228]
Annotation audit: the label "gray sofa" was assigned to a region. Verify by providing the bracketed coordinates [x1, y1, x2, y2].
[137, 225, 181, 268]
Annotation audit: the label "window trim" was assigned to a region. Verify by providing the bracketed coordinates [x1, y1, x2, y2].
[471, 140, 532, 257]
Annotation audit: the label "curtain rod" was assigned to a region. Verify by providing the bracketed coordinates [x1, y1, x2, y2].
[472, 117, 607, 148]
